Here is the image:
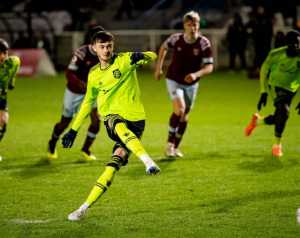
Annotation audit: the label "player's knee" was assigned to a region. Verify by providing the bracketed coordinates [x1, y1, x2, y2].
[0, 111, 8, 125]
[174, 107, 185, 117]
[114, 147, 129, 166]
[106, 153, 128, 171]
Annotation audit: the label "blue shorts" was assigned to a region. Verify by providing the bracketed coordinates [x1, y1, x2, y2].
[62, 88, 96, 118]
[166, 79, 199, 109]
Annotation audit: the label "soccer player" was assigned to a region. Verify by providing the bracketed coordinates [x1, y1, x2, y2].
[0, 39, 20, 161]
[47, 25, 104, 161]
[245, 30, 300, 157]
[61, 31, 160, 221]
[154, 11, 214, 157]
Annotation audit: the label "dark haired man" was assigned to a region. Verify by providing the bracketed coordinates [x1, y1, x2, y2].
[62, 31, 160, 221]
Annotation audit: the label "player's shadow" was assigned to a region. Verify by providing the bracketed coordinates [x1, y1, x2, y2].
[199, 189, 300, 213]
[9, 156, 101, 179]
[237, 155, 285, 173]
[156, 155, 179, 172]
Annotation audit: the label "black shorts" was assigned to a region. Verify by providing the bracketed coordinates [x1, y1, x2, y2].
[104, 114, 145, 154]
[273, 87, 296, 107]
[0, 98, 8, 111]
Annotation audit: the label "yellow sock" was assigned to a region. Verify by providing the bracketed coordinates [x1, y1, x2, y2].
[114, 123, 147, 157]
[85, 166, 116, 206]
[274, 136, 281, 145]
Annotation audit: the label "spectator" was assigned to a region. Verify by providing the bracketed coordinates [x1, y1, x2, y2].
[226, 13, 247, 69]
[247, 5, 273, 78]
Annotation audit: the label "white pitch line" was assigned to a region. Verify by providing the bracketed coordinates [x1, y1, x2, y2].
[9, 218, 54, 224]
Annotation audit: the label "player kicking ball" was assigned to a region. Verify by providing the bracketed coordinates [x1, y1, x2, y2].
[245, 30, 300, 157]
[62, 31, 160, 221]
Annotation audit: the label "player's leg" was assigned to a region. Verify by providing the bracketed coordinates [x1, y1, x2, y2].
[271, 88, 295, 157]
[165, 79, 186, 157]
[81, 107, 100, 161]
[47, 89, 83, 160]
[0, 98, 8, 142]
[48, 116, 72, 159]
[173, 83, 199, 157]
[244, 112, 265, 136]
[68, 146, 126, 221]
[245, 86, 275, 136]
[68, 123, 159, 221]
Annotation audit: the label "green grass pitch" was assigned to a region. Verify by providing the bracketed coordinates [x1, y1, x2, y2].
[0, 70, 300, 237]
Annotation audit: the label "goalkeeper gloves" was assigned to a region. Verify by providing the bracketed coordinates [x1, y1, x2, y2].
[296, 102, 300, 115]
[257, 92, 268, 111]
[130, 52, 144, 65]
[62, 129, 77, 148]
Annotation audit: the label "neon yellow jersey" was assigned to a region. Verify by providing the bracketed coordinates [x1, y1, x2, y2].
[260, 46, 300, 93]
[0, 56, 20, 98]
[72, 51, 157, 131]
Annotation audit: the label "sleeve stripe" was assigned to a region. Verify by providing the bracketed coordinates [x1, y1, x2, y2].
[203, 57, 214, 64]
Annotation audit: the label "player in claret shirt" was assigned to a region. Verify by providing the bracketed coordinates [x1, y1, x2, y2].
[0, 38, 20, 161]
[62, 31, 160, 221]
[155, 11, 214, 157]
[47, 25, 104, 162]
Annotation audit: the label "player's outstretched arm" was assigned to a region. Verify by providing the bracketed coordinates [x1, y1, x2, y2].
[130, 51, 157, 66]
[259, 52, 272, 94]
[71, 76, 98, 131]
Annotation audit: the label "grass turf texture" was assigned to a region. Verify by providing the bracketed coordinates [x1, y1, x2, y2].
[0, 70, 300, 237]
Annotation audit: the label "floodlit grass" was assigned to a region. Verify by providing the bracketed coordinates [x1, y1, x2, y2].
[0, 70, 300, 237]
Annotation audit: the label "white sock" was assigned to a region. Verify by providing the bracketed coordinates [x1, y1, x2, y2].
[139, 154, 155, 168]
[79, 203, 89, 211]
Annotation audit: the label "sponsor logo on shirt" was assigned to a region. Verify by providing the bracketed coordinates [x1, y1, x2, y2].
[113, 69, 121, 79]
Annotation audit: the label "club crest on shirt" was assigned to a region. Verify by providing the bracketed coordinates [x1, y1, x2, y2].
[177, 47, 182, 51]
[193, 48, 200, 56]
[113, 69, 121, 79]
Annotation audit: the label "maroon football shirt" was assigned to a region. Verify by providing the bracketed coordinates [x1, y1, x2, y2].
[163, 33, 213, 85]
[65, 44, 99, 94]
